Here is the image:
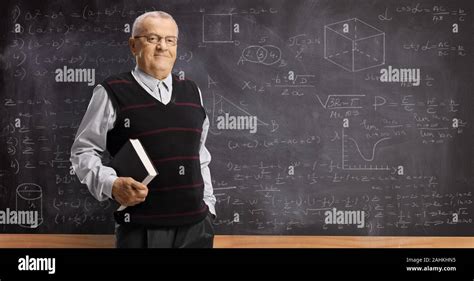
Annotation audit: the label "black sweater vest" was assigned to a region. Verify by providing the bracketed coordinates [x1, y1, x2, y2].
[102, 72, 208, 226]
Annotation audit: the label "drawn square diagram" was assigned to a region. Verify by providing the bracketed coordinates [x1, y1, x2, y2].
[324, 18, 385, 72]
[202, 14, 233, 43]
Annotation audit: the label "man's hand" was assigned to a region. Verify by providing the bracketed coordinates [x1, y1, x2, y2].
[112, 177, 149, 206]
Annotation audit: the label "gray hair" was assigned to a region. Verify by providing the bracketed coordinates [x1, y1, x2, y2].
[132, 11, 179, 37]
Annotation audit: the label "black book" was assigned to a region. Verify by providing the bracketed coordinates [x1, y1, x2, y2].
[109, 139, 158, 211]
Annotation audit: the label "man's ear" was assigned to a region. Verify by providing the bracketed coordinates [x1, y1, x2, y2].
[129, 37, 136, 56]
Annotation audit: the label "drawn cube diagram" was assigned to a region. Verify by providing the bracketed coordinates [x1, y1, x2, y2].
[202, 14, 233, 43]
[324, 18, 385, 72]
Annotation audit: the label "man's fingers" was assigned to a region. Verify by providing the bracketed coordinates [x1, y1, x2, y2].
[130, 179, 148, 190]
[133, 194, 147, 202]
[122, 195, 145, 206]
[113, 178, 148, 206]
[135, 186, 148, 197]
[130, 195, 147, 205]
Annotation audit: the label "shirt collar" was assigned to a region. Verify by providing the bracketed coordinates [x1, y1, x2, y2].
[133, 66, 172, 92]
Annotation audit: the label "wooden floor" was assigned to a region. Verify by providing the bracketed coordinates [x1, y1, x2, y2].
[0, 235, 473, 248]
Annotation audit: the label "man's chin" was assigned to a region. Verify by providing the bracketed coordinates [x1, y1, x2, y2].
[150, 65, 173, 75]
[152, 58, 173, 66]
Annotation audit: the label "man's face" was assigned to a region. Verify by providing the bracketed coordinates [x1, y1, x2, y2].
[129, 17, 178, 78]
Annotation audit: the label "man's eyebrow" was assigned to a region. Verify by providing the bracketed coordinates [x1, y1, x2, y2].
[143, 33, 177, 37]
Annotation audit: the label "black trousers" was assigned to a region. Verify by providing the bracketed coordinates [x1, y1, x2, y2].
[115, 212, 215, 248]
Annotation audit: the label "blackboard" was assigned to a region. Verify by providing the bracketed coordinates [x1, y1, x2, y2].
[0, 0, 473, 235]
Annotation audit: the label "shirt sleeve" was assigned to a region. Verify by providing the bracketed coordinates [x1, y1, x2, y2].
[197, 87, 217, 217]
[70, 85, 118, 202]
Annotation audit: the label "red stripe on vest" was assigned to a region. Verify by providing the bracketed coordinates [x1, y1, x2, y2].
[133, 127, 202, 138]
[120, 102, 156, 112]
[108, 80, 133, 85]
[153, 156, 200, 162]
[153, 182, 204, 192]
[174, 102, 201, 108]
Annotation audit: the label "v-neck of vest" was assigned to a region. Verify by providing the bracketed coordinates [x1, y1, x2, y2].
[129, 72, 176, 108]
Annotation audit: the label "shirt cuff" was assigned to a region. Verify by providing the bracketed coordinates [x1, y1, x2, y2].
[204, 199, 216, 218]
[103, 175, 118, 200]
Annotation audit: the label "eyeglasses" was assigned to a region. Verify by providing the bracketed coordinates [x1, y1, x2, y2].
[134, 34, 178, 46]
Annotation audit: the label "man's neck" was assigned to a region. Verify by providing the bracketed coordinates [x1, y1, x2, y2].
[138, 67, 171, 81]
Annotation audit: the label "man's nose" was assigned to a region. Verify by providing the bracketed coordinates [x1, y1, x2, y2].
[156, 39, 168, 50]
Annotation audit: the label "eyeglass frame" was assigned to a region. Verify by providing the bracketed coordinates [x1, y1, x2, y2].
[133, 34, 179, 46]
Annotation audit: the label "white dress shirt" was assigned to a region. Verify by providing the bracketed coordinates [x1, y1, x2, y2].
[70, 66, 216, 216]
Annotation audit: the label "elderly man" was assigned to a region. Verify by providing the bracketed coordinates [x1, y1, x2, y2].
[70, 11, 216, 248]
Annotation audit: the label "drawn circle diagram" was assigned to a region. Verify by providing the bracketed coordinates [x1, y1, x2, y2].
[16, 183, 44, 228]
[241, 45, 282, 65]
